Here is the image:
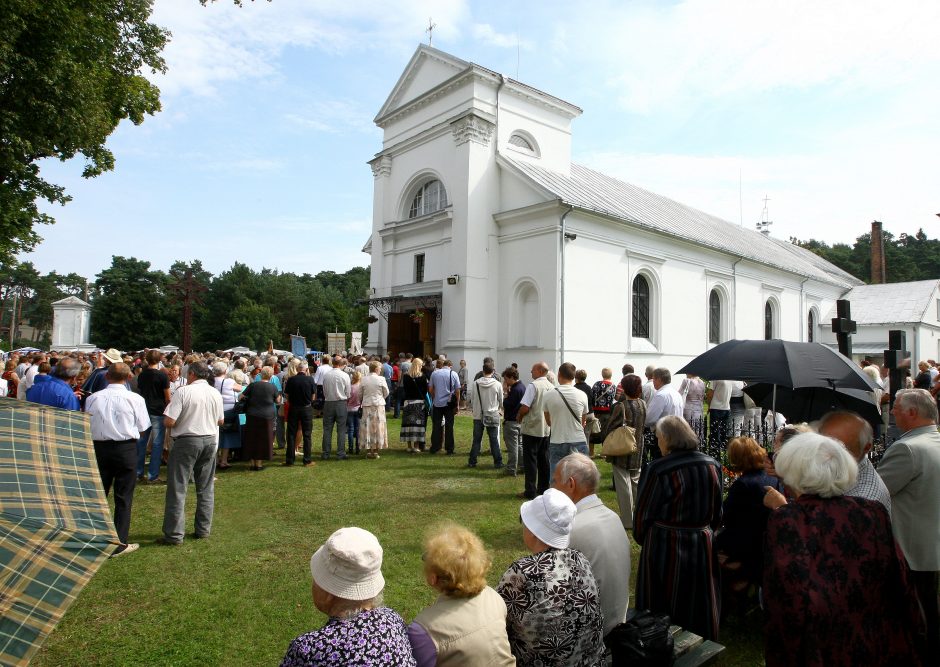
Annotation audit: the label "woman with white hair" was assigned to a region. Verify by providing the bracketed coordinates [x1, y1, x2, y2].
[497, 488, 604, 666]
[280, 527, 416, 666]
[212, 360, 242, 470]
[763, 432, 924, 667]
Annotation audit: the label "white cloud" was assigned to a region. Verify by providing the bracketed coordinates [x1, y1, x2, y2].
[471, 23, 532, 50]
[550, 0, 940, 113]
[283, 99, 376, 135]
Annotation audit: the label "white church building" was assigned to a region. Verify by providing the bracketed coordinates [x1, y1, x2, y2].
[363, 45, 862, 376]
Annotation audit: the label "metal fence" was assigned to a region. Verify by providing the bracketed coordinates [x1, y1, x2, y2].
[645, 415, 894, 478]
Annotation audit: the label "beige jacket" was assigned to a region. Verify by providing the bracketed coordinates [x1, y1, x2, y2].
[521, 376, 553, 437]
[412, 586, 515, 667]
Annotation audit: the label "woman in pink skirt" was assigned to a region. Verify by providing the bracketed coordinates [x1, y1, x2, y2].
[360, 361, 390, 459]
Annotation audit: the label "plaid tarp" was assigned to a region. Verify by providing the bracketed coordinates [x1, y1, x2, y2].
[0, 397, 120, 666]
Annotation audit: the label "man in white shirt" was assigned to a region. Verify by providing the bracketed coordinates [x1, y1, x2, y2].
[159, 361, 224, 545]
[553, 453, 630, 639]
[321, 355, 352, 460]
[85, 363, 150, 557]
[645, 368, 685, 460]
[542, 362, 590, 478]
[641, 365, 655, 404]
[17, 352, 43, 399]
[706, 379, 732, 451]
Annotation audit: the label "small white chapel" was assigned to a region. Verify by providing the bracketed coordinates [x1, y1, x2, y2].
[363, 45, 862, 377]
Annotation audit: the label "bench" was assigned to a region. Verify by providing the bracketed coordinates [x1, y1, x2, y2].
[671, 625, 725, 666]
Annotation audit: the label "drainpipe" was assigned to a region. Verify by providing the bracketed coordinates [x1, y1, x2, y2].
[559, 204, 574, 364]
[799, 277, 809, 341]
[731, 257, 743, 338]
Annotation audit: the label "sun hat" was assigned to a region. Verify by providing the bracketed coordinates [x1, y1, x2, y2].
[103, 348, 122, 364]
[520, 488, 576, 549]
[309, 527, 385, 601]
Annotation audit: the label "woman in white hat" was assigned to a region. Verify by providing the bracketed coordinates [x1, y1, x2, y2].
[280, 527, 416, 667]
[496, 488, 605, 667]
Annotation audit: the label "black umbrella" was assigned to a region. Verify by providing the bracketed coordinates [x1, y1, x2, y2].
[743, 383, 881, 424]
[677, 340, 877, 391]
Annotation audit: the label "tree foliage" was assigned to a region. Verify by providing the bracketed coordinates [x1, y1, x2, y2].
[792, 228, 940, 284]
[79, 258, 370, 352]
[0, 0, 168, 255]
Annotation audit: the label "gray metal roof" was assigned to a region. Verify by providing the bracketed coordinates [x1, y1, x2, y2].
[501, 157, 863, 289]
[825, 280, 940, 325]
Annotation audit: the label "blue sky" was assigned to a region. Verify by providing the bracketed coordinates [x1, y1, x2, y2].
[26, 0, 940, 280]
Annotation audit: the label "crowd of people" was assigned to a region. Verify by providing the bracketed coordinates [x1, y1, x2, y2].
[2, 346, 940, 665]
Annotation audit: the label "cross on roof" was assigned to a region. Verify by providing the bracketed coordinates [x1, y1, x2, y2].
[425, 17, 436, 46]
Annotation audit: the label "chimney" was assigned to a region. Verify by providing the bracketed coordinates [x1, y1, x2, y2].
[870, 220, 886, 284]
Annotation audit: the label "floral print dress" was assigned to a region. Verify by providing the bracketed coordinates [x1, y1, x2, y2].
[280, 607, 417, 667]
[497, 548, 605, 667]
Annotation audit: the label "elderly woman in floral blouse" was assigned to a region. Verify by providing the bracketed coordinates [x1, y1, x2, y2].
[497, 488, 605, 667]
[280, 527, 416, 667]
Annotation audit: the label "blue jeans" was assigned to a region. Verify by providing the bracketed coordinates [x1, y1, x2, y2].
[469, 419, 502, 467]
[136, 414, 166, 481]
[548, 441, 589, 478]
[346, 411, 360, 451]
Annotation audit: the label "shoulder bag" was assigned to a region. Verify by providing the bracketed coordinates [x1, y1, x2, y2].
[554, 387, 585, 428]
[606, 610, 675, 666]
[602, 401, 637, 457]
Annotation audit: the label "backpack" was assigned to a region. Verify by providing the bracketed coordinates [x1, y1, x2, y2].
[606, 610, 675, 667]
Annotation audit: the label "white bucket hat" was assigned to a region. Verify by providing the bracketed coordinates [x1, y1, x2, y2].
[309, 527, 385, 601]
[520, 488, 576, 549]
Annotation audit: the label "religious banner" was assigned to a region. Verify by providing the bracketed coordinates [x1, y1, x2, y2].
[350, 332, 362, 355]
[290, 334, 307, 359]
[326, 332, 346, 355]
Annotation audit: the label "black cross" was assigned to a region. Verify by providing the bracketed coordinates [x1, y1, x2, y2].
[831, 299, 856, 357]
[883, 329, 909, 410]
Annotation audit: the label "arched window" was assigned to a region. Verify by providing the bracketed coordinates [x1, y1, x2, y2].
[764, 300, 775, 340]
[408, 180, 448, 218]
[508, 131, 540, 157]
[632, 275, 650, 339]
[807, 309, 816, 342]
[709, 289, 721, 344]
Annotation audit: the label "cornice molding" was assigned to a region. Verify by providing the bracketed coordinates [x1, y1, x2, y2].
[370, 155, 392, 179]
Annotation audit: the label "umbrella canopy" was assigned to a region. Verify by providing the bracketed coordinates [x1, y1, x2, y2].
[743, 383, 881, 425]
[0, 398, 121, 666]
[9, 347, 41, 355]
[677, 340, 878, 391]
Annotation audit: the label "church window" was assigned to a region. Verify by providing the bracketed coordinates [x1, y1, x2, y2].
[807, 309, 816, 342]
[764, 300, 775, 340]
[408, 180, 447, 218]
[508, 131, 540, 157]
[632, 275, 650, 339]
[414, 253, 425, 283]
[709, 290, 721, 344]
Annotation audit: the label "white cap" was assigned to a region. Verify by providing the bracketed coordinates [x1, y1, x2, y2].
[309, 527, 385, 601]
[520, 488, 576, 549]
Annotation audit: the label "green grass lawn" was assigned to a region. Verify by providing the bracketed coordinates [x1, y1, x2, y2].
[34, 415, 764, 666]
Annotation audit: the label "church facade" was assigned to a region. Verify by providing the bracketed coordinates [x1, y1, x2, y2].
[363, 45, 862, 377]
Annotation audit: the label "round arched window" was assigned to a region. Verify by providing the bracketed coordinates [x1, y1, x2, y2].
[409, 180, 448, 218]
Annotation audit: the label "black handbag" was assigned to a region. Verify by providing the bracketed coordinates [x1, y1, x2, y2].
[607, 610, 675, 667]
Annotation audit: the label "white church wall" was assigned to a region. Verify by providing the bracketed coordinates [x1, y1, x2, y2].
[495, 96, 574, 174]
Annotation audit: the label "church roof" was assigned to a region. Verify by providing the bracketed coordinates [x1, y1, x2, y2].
[826, 279, 940, 325]
[501, 156, 863, 289]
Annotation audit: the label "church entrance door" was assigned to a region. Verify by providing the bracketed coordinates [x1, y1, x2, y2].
[386, 310, 437, 358]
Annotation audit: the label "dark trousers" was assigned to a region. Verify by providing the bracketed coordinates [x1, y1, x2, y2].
[911, 570, 939, 663]
[521, 434, 549, 499]
[709, 409, 730, 452]
[286, 405, 313, 464]
[93, 439, 138, 545]
[430, 404, 456, 453]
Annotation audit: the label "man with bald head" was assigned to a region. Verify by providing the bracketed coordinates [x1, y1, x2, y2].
[818, 411, 891, 512]
[516, 361, 553, 499]
[553, 453, 630, 639]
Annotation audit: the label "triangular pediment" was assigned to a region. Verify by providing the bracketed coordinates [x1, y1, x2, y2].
[374, 45, 470, 124]
[51, 296, 91, 307]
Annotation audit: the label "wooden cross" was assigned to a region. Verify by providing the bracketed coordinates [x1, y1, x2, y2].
[425, 17, 436, 46]
[883, 329, 909, 410]
[831, 299, 856, 357]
